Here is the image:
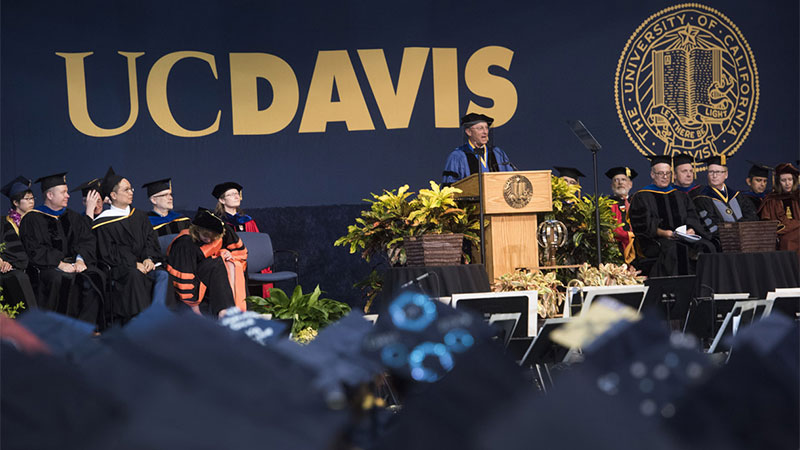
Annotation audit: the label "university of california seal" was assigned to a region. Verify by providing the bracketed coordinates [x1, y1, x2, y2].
[615, 4, 758, 165]
[503, 175, 533, 208]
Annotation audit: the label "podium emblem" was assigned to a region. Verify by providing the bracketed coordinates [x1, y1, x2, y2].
[615, 4, 758, 167]
[503, 175, 533, 208]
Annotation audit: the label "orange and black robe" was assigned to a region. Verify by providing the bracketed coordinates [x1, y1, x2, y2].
[166, 225, 248, 315]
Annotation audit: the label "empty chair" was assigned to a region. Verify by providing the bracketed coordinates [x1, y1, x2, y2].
[237, 232, 299, 292]
[158, 233, 180, 257]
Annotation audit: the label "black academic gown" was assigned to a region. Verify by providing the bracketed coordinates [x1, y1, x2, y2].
[165, 226, 240, 316]
[693, 185, 759, 249]
[18, 208, 104, 326]
[92, 208, 164, 323]
[148, 211, 191, 237]
[629, 185, 716, 277]
[1, 216, 37, 309]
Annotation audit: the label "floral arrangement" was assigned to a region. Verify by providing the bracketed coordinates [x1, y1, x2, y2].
[493, 270, 565, 318]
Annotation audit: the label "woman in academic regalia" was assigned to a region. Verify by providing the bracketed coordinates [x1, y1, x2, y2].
[166, 208, 248, 317]
[213, 182, 272, 297]
[759, 163, 800, 256]
[1, 176, 37, 309]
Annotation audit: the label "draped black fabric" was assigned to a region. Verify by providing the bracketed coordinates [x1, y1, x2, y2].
[463, 147, 499, 176]
[694, 251, 800, 298]
[376, 264, 491, 310]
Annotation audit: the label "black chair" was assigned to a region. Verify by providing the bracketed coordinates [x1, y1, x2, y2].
[237, 232, 299, 293]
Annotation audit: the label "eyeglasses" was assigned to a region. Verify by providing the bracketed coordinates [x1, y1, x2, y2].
[653, 171, 672, 177]
[224, 192, 241, 199]
[707, 170, 727, 175]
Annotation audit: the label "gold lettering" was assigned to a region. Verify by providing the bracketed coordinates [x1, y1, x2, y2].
[56, 51, 143, 137]
[697, 15, 708, 27]
[358, 47, 429, 129]
[229, 53, 299, 135]
[464, 46, 517, 127]
[146, 51, 220, 137]
[298, 50, 374, 133]
[432, 48, 459, 128]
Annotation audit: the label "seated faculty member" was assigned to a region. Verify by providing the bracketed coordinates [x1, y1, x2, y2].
[1, 176, 37, 309]
[142, 178, 190, 236]
[92, 168, 168, 323]
[629, 156, 715, 276]
[759, 162, 799, 256]
[442, 113, 514, 185]
[605, 166, 637, 264]
[672, 154, 702, 196]
[19, 173, 103, 326]
[740, 162, 771, 211]
[72, 178, 103, 224]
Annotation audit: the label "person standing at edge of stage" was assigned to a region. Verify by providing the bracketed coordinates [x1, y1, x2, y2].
[1, 176, 38, 309]
[605, 166, 637, 264]
[442, 113, 514, 185]
[142, 178, 190, 237]
[92, 167, 168, 323]
[19, 172, 104, 327]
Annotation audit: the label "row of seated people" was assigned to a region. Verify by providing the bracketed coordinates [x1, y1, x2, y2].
[0, 169, 268, 329]
[589, 155, 799, 277]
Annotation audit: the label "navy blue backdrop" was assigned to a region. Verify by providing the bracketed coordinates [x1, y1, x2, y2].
[2, 0, 798, 306]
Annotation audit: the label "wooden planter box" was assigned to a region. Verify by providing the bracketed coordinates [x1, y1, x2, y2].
[719, 220, 779, 253]
[404, 233, 464, 266]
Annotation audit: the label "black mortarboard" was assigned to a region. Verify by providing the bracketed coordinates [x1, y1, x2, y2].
[212, 181, 243, 199]
[745, 161, 772, 178]
[604, 167, 638, 180]
[672, 153, 695, 167]
[701, 155, 728, 166]
[34, 172, 67, 192]
[553, 166, 586, 179]
[1, 176, 32, 200]
[70, 178, 101, 197]
[646, 155, 672, 167]
[192, 207, 224, 234]
[460, 112, 494, 128]
[141, 178, 172, 197]
[100, 167, 125, 199]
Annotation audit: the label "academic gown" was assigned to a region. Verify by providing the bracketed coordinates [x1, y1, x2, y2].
[222, 213, 272, 298]
[1, 215, 37, 308]
[759, 191, 800, 256]
[92, 208, 164, 322]
[442, 144, 514, 185]
[740, 190, 766, 212]
[610, 195, 635, 264]
[148, 211, 191, 237]
[18, 207, 104, 326]
[692, 185, 759, 248]
[629, 184, 716, 276]
[166, 225, 248, 316]
[674, 183, 702, 199]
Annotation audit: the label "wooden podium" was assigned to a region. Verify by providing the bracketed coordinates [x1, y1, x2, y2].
[452, 170, 552, 282]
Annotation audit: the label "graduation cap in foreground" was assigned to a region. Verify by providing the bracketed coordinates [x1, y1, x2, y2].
[99, 166, 124, 199]
[70, 178, 101, 197]
[0, 176, 31, 199]
[141, 178, 172, 197]
[460, 112, 494, 128]
[34, 172, 67, 192]
[646, 155, 672, 167]
[211, 181, 243, 199]
[192, 207, 224, 234]
[604, 167, 638, 180]
[553, 166, 586, 179]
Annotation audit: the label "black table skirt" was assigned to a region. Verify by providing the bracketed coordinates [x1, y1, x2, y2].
[695, 251, 800, 298]
[374, 264, 491, 311]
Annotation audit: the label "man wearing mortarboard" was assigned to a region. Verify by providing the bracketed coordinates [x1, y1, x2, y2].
[692, 155, 759, 247]
[605, 167, 638, 264]
[71, 178, 103, 225]
[672, 153, 702, 197]
[740, 162, 772, 211]
[92, 167, 168, 323]
[1, 176, 37, 309]
[441, 113, 515, 185]
[142, 178, 190, 237]
[18, 172, 103, 326]
[629, 155, 715, 276]
[554, 166, 586, 197]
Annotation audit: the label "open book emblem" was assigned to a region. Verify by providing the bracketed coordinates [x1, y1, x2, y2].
[615, 4, 758, 169]
[503, 175, 533, 208]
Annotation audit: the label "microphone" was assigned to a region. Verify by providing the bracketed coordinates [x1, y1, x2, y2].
[400, 272, 431, 289]
[499, 159, 519, 171]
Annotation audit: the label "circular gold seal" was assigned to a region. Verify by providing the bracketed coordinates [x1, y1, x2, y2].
[503, 175, 533, 208]
[615, 4, 759, 164]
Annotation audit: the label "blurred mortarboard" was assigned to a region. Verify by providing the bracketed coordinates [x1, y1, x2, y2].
[17, 309, 97, 357]
[672, 153, 696, 168]
[1, 176, 31, 199]
[554, 166, 586, 179]
[604, 167, 638, 180]
[141, 178, 172, 197]
[100, 166, 124, 199]
[212, 181, 243, 199]
[192, 207, 224, 234]
[646, 155, 672, 167]
[34, 172, 67, 192]
[70, 178, 101, 197]
[460, 112, 494, 128]
[774, 162, 799, 177]
[701, 155, 728, 166]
